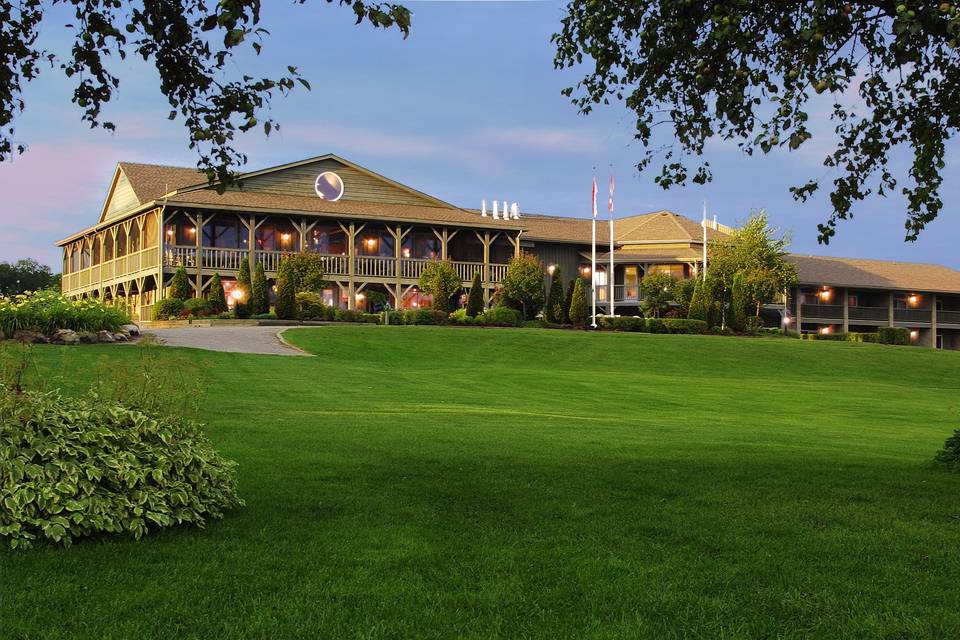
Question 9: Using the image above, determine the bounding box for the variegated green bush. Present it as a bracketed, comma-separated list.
[0, 384, 243, 549]
[0, 290, 130, 337]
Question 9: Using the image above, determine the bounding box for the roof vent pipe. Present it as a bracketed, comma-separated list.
[502, 201, 509, 223]
[481, 200, 488, 217]
[492, 200, 500, 220]
[511, 202, 520, 219]
[713, 215, 718, 230]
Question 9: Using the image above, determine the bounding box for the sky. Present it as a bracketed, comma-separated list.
[1, 1, 958, 270]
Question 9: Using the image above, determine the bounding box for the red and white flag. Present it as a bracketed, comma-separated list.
[591, 176, 598, 218]
[608, 174, 614, 213]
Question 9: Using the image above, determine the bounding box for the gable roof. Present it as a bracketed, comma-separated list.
[789, 254, 960, 294]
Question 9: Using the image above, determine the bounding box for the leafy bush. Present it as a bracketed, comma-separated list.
[0, 384, 243, 549]
[501, 253, 545, 319]
[465, 272, 484, 317]
[251, 313, 277, 320]
[0, 291, 131, 335]
[183, 298, 212, 317]
[418, 261, 461, 313]
[661, 318, 709, 334]
[383, 310, 405, 325]
[934, 429, 960, 472]
[646, 317, 666, 333]
[482, 307, 522, 327]
[206, 273, 227, 314]
[251, 262, 269, 316]
[671, 278, 697, 318]
[802, 331, 881, 343]
[153, 298, 184, 321]
[295, 291, 325, 320]
[169, 266, 193, 301]
[878, 327, 910, 345]
[449, 308, 480, 326]
[640, 272, 674, 318]
[404, 309, 446, 325]
[744, 316, 765, 335]
[598, 316, 646, 332]
[730, 271, 748, 332]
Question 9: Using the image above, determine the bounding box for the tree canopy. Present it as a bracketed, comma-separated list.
[0, 259, 57, 295]
[0, 1, 410, 186]
[553, 1, 960, 242]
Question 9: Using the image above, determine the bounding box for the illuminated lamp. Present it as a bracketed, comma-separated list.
[819, 326, 831, 335]
[356, 292, 365, 301]
[547, 264, 556, 276]
[187, 226, 196, 235]
[230, 289, 245, 302]
[908, 294, 919, 307]
[402, 247, 411, 258]
[910, 330, 919, 341]
[819, 288, 832, 302]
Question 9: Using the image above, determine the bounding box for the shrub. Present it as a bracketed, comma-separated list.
[251, 262, 269, 316]
[276, 252, 327, 293]
[361, 313, 381, 324]
[545, 268, 565, 324]
[383, 310, 405, 325]
[295, 291, 325, 320]
[744, 315, 764, 335]
[569, 278, 589, 327]
[234, 259, 252, 319]
[501, 253, 545, 319]
[465, 272, 484, 317]
[660, 318, 709, 334]
[404, 309, 446, 325]
[449, 308, 479, 326]
[671, 278, 697, 318]
[418, 261, 461, 313]
[688, 277, 709, 323]
[491, 286, 517, 310]
[730, 271, 748, 332]
[482, 306, 522, 327]
[251, 313, 277, 320]
[640, 272, 674, 318]
[183, 298, 212, 317]
[934, 429, 960, 472]
[0, 291, 131, 334]
[878, 327, 910, 345]
[599, 316, 646, 332]
[563, 279, 575, 324]
[207, 273, 227, 313]
[646, 317, 666, 333]
[0, 384, 243, 549]
[323, 305, 338, 321]
[169, 266, 193, 301]
[153, 298, 184, 320]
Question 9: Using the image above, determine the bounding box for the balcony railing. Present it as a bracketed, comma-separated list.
[63, 247, 157, 294]
[612, 285, 640, 303]
[204, 248, 247, 272]
[317, 254, 349, 277]
[849, 306, 889, 322]
[939, 310, 960, 325]
[894, 308, 932, 323]
[801, 304, 843, 319]
[452, 261, 485, 282]
[356, 256, 396, 278]
[489, 264, 508, 283]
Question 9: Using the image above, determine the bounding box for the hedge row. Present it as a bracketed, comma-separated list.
[598, 316, 709, 335]
[800, 327, 912, 345]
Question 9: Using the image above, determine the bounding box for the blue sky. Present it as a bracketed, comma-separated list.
[1, 1, 957, 270]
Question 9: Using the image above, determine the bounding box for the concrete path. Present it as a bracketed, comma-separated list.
[145, 326, 311, 356]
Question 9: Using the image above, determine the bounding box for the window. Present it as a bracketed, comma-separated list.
[308, 226, 347, 254]
[404, 232, 441, 260]
[647, 263, 686, 278]
[623, 266, 639, 299]
[204, 219, 243, 248]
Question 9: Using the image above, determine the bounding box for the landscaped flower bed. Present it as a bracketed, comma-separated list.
[0, 290, 133, 344]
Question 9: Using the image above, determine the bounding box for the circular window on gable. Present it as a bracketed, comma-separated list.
[315, 171, 344, 201]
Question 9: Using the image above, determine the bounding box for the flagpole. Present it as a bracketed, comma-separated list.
[701, 200, 708, 281]
[591, 175, 597, 328]
[608, 172, 615, 318]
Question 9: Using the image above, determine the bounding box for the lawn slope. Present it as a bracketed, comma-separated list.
[4, 326, 960, 639]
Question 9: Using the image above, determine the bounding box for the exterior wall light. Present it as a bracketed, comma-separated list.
[819, 288, 832, 302]
[819, 326, 831, 335]
[187, 227, 196, 235]
[356, 292, 365, 301]
[908, 294, 919, 307]
[547, 264, 556, 275]
[910, 330, 919, 341]
[230, 289, 244, 302]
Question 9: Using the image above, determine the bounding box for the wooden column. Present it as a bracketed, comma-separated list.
[795, 287, 803, 335]
[157, 209, 166, 302]
[841, 287, 849, 334]
[931, 293, 939, 348]
[888, 292, 895, 327]
[194, 213, 204, 296]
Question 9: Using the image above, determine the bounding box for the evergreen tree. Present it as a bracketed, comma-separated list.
[274, 260, 297, 320]
[234, 259, 252, 319]
[563, 278, 576, 324]
[545, 268, 564, 324]
[207, 273, 227, 313]
[688, 278, 707, 323]
[465, 272, 484, 317]
[569, 277, 589, 327]
[252, 261, 269, 315]
[730, 271, 749, 332]
[169, 266, 192, 300]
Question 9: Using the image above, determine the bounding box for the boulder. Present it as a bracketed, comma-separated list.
[12, 330, 49, 344]
[121, 324, 141, 336]
[112, 333, 128, 342]
[97, 330, 116, 343]
[77, 331, 98, 344]
[51, 329, 80, 345]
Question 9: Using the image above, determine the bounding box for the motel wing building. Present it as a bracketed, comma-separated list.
[57, 154, 960, 349]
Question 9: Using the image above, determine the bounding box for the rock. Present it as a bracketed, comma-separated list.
[112, 333, 128, 342]
[77, 331, 98, 344]
[121, 324, 141, 336]
[12, 330, 48, 344]
[51, 329, 80, 345]
[97, 330, 116, 343]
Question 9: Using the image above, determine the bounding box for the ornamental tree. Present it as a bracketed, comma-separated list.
[545, 268, 565, 324]
[418, 260, 461, 313]
[465, 271, 484, 317]
[501, 253, 545, 320]
[251, 262, 269, 315]
[730, 271, 749, 332]
[553, 1, 960, 241]
[169, 266, 192, 300]
[708, 211, 798, 316]
[640, 272, 674, 318]
[0, 1, 410, 187]
[207, 273, 227, 313]
[670, 277, 697, 318]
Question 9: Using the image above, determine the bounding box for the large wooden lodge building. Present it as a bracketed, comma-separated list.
[57, 153, 960, 349]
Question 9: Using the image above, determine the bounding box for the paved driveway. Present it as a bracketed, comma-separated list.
[145, 326, 311, 356]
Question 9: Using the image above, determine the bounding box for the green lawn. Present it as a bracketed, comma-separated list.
[5, 326, 960, 639]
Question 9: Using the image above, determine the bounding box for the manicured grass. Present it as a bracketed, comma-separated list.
[4, 326, 960, 639]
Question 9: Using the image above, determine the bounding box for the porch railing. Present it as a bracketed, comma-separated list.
[62, 247, 157, 295]
[453, 261, 485, 282]
[255, 250, 286, 273]
[938, 310, 960, 325]
[356, 256, 396, 278]
[399, 258, 429, 280]
[801, 304, 843, 319]
[489, 264, 508, 283]
[204, 248, 247, 272]
[164, 245, 197, 268]
[317, 254, 349, 277]
[848, 306, 889, 322]
[894, 308, 932, 323]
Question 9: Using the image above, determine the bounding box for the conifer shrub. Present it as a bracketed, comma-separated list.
[295, 291, 325, 320]
[251, 262, 269, 316]
[545, 268, 565, 324]
[563, 279, 575, 324]
[730, 271, 748, 332]
[169, 267, 193, 301]
[234, 260, 252, 319]
[482, 307, 523, 327]
[206, 273, 227, 313]
[465, 272, 484, 317]
[274, 262, 297, 320]
[153, 298, 184, 320]
[569, 278, 589, 327]
[934, 429, 960, 472]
